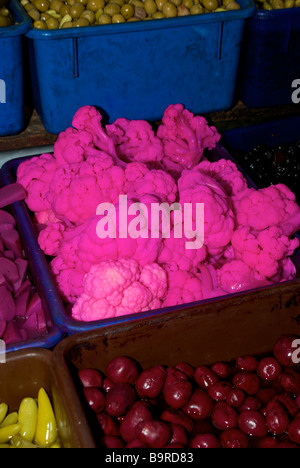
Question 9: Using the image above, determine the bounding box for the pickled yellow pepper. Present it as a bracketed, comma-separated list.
[18, 398, 38, 442]
[34, 388, 57, 447]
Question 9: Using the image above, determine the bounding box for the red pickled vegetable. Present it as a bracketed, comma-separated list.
[288, 418, 300, 445]
[194, 365, 219, 389]
[100, 435, 124, 448]
[233, 371, 260, 395]
[235, 355, 258, 372]
[105, 383, 136, 417]
[160, 409, 194, 433]
[169, 423, 188, 446]
[278, 369, 300, 395]
[135, 366, 166, 399]
[273, 334, 299, 368]
[211, 362, 231, 379]
[163, 379, 193, 410]
[106, 356, 139, 384]
[226, 388, 245, 408]
[211, 402, 238, 431]
[189, 433, 220, 448]
[83, 387, 106, 413]
[78, 368, 103, 388]
[119, 401, 152, 443]
[239, 396, 261, 412]
[265, 405, 289, 435]
[137, 420, 171, 448]
[208, 381, 232, 402]
[175, 362, 194, 379]
[219, 428, 249, 448]
[183, 389, 213, 420]
[0, 284, 15, 321]
[238, 410, 268, 438]
[97, 413, 120, 437]
[257, 357, 282, 381]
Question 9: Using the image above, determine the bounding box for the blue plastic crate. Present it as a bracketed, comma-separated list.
[238, 6, 300, 108]
[24, 0, 256, 134]
[0, 0, 31, 136]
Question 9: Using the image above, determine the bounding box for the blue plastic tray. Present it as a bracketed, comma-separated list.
[24, 0, 256, 134]
[238, 6, 300, 108]
[0, 171, 65, 352]
[0, 0, 31, 137]
[1, 146, 300, 337]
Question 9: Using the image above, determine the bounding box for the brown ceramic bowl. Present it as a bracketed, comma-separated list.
[0, 348, 96, 448]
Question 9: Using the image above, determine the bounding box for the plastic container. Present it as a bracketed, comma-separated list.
[238, 6, 300, 108]
[221, 114, 300, 153]
[0, 171, 65, 353]
[52, 295, 300, 447]
[0, 348, 96, 448]
[0, 0, 31, 136]
[24, 0, 256, 135]
[1, 144, 300, 338]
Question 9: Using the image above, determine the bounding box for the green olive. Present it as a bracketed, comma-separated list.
[285, 0, 294, 6]
[80, 9, 95, 22]
[162, 1, 177, 15]
[152, 10, 164, 16]
[127, 15, 140, 19]
[61, 20, 73, 26]
[182, 0, 193, 8]
[169, 0, 181, 5]
[49, 0, 63, 12]
[144, 0, 157, 14]
[73, 17, 90, 25]
[95, 7, 104, 20]
[69, 2, 86, 18]
[129, 0, 144, 6]
[177, 4, 191, 13]
[104, 2, 121, 15]
[28, 7, 41, 21]
[272, 0, 284, 7]
[155, 0, 168, 10]
[98, 12, 112, 22]
[60, 4, 70, 15]
[121, 3, 135, 17]
[77, 0, 88, 4]
[46, 16, 60, 27]
[190, 4, 204, 12]
[34, 0, 50, 11]
[111, 0, 125, 6]
[202, 0, 219, 10]
[0, 15, 12, 27]
[87, 0, 105, 10]
[66, 0, 76, 6]
[226, 1, 240, 8]
[295, 0, 300, 6]
[33, 19, 48, 27]
[112, 12, 126, 20]
[40, 11, 51, 20]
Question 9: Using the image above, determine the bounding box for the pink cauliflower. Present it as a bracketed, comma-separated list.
[50, 256, 85, 304]
[72, 259, 167, 322]
[158, 230, 207, 272]
[16, 153, 57, 213]
[233, 184, 300, 233]
[45, 155, 127, 225]
[53, 127, 97, 167]
[163, 269, 203, 307]
[194, 158, 248, 197]
[106, 117, 164, 164]
[178, 170, 236, 257]
[125, 162, 178, 204]
[71, 105, 119, 160]
[157, 104, 221, 175]
[231, 225, 299, 279]
[216, 259, 272, 294]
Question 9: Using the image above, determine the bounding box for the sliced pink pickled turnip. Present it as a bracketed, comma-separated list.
[1, 229, 22, 259]
[0, 257, 20, 286]
[0, 183, 26, 209]
[0, 285, 15, 321]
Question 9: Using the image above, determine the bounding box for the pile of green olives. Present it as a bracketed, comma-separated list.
[0, 7, 14, 26]
[256, 0, 300, 8]
[20, 0, 240, 30]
